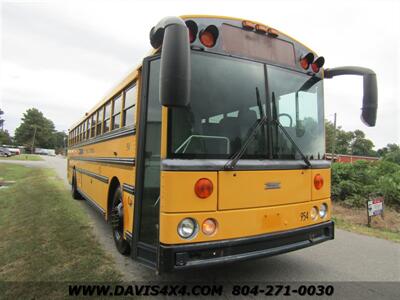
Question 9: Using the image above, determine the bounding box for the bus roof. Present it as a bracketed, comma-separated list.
[69, 15, 317, 131]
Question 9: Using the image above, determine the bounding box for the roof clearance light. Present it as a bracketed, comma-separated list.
[311, 56, 325, 73]
[267, 28, 279, 37]
[199, 25, 219, 48]
[255, 24, 268, 33]
[242, 20, 256, 30]
[194, 178, 213, 198]
[185, 20, 198, 43]
[300, 52, 314, 70]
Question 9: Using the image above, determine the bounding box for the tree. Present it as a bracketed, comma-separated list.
[14, 108, 56, 149]
[350, 129, 375, 156]
[377, 143, 400, 157]
[0, 129, 12, 145]
[335, 128, 353, 154]
[383, 150, 400, 165]
[325, 120, 335, 152]
[0, 109, 4, 130]
[377, 143, 400, 164]
[53, 131, 68, 149]
[325, 120, 375, 156]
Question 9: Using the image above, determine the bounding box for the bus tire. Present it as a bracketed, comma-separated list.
[71, 172, 82, 200]
[111, 188, 130, 255]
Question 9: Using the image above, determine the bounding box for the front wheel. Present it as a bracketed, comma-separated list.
[111, 188, 130, 255]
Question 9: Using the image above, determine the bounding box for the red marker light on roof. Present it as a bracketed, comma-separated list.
[311, 56, 325, 73]
[185, 20, 198, 43]
[300, 53, 314, 70]
[199, 25, 219, 48]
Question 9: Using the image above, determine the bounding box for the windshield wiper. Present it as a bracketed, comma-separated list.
[224, 88, 267, 171]
[271, 92, 311, 168]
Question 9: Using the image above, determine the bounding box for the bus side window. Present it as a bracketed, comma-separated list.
[103, 102, 111, 133]
[82, 122, 86, 141]
[86, 119, 90, 139]
[90, 114, 96, 138]
[96, 108, 103, 136]
[209, 114, 224, 123]
[123, 83, 137, 127]
[112, 95, 122, 130]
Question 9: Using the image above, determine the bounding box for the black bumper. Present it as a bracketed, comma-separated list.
[159, 221, 334, 272]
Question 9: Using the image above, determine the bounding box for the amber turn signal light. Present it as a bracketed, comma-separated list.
[202, 218, 217, 236]
[194, 178, 213, 198]
[314, 174, 324, 190]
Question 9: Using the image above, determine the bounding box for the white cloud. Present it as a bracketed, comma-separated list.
[1, 0, 399, 148]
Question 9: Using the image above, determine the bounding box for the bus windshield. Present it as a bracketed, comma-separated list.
[168, 52, 325, 160]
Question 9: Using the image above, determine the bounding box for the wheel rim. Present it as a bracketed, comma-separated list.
[111, 194, 124, 241]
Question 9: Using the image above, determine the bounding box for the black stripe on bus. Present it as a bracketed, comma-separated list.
[76, 167, 109, 184]
[77, 187, 106, 216]
[69, 125, 135, 148]
[71, 157, 135, 166]
[122, 183, 135, 195]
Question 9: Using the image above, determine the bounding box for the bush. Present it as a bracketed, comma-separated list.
[331, 160, 400, 209]
[383, 149, 400, 165]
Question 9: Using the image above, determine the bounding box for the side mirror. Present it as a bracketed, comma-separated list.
[149, 17, 191, 107]
[324, 66, 377, 127]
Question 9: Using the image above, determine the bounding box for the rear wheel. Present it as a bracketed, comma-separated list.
[111, 188, 130, 255]
[71, 171, 82, 200]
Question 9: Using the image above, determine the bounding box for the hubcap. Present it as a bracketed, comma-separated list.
[111, 196, 124, 241]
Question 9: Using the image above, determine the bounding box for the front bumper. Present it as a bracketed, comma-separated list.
[159, 221, 334, 272]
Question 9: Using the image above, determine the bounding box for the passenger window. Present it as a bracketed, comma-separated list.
[90, 114, 96, 138]
[123, 84, 137, 127]
[82, 123, 86, 141]
[209, 114, 224, 123]
[112, 95, 122, 130]
[227, 111, 239, 118]
[86, 119, 90, 139]
[96, 108, 103, 135]
[103, 102, 111, 133]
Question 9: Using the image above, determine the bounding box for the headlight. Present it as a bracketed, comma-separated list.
[319, 203, 328, 218]
[310, 206, 319, 220]
[177, 218, 198, 239]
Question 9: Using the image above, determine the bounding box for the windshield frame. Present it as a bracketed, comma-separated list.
[166, 50, 325, 160]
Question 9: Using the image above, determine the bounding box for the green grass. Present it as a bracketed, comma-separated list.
[0, 164, 122, 298]
[0, 154, 43, 161]
[332, 215, 400, 243]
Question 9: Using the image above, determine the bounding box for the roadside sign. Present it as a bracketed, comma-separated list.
[367, 197, 384, 217]
[367, 196, 384, 227]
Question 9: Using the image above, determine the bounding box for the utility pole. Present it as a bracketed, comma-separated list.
[331, 113, 337, 162]
[31, 125, 37, 154]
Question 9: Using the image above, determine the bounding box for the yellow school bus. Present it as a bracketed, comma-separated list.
[67, 15, 377, 272]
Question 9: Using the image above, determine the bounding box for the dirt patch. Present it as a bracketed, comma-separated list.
[333, 202, 400, 233]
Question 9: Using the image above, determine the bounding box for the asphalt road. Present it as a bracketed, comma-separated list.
[3, 156, 399, 298]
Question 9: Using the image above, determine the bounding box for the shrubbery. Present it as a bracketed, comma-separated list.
[331, 160, 400, 209]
